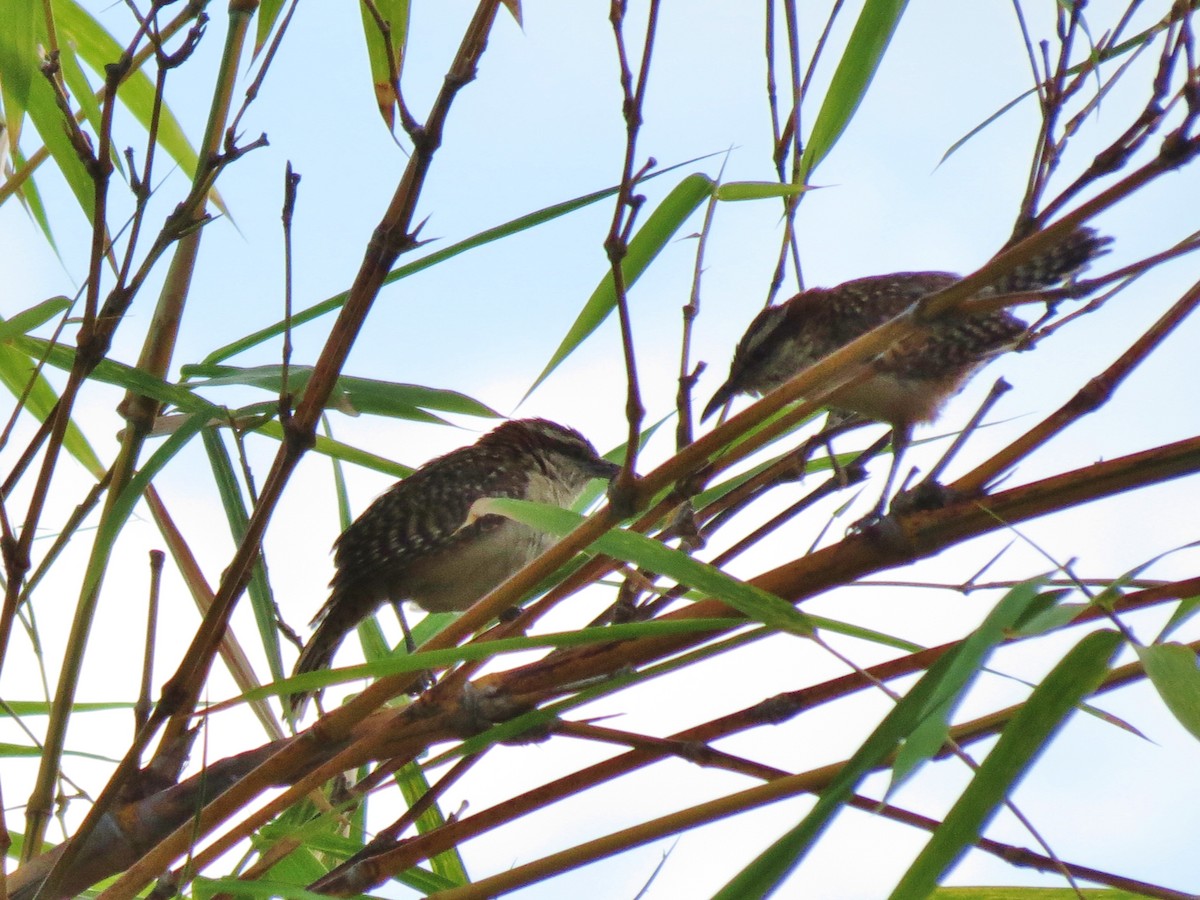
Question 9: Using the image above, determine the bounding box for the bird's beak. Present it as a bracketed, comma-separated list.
[701, 380, 734, 423]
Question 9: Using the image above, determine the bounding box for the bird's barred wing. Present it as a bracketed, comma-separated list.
[331, 448, 533, 589]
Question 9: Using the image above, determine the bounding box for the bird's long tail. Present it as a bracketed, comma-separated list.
[991, 226, 1111, 295]
[287, 591, 366, 715]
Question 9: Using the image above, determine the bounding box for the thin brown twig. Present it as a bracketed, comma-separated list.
[606, 0, 663, 500]
[952, 271, 1200, 497]
[280, 163, 301, 424]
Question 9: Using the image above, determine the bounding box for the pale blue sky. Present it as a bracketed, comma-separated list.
[2, 2, 1198, 897]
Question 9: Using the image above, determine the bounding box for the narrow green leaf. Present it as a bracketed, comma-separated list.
[479, 498, 813, 634]
[525, 173, 715, 397]
[105, 416, 209, 543]
[269, 619, 732, 701]
[939, 17, 1169, 167]
[181, 363, 502, 420]
[712, 647, 966, 898]
[1162, 592, 1200, 642]
[1008, 596, 1086, 638]
[1138, 642, 1200, 742]
[55, 39, 115, 171]
[890, 580, 1052, 792]
[15, 334, 220, 416]
[0, 0, 38, 150]
[13, 46, 96, 218]
[0, 342, 103, 476]
[0, 700, 131, 716]
[0, 296, 71, 341]
[202, 158, 716, 364]
[358, 0, 410, 130]
[714, 181, 811, 201]
[8, 146, 58, 249]
[201, 428, 286, 682]
[201, 187, 620, 366]
[798, 0, 910, 184]
[0, 742, 119, 763]
[890, 630, 1123, 899]
[57, 0, 201, 180]
[253, 418, 413, 479]
[394, 760, 469, 885]
[254, 0, 288, 57]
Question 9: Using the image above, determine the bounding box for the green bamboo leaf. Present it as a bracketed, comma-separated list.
[201, 428, 286, 682]
[891, 579, 1050, 794]
[56, 39, 108, 169]
[104, 416, 209, 545]
[201, 189, 621, 365]
[254, 0, 288, 58]
[0, 700, 130, 716]
[323, 414, 355, 530]
[478, 498, 813, 634]
[271, 619, 732, 700]
[56, 0, 201, 181]
[712, 647, 966, 898]
[526, 173, 714, 397]
[0, 342, 103, 477]
[395, 760, 470, 885]
[0, 0, 38, 151]
[8, 146, 58, 249]
[254, 418, 413, 479]
[3, 34, 96, 219]
[714, 181, 811, 201]
[797, 0, 910, 185]
[15, 334, 219, 416]
[0, 742, 119, 763]
[1137, 642, 1200, 742]
[0, 296, 71, 341]
[358, 0, 410, 130]
[1008, 594, 1086, 638]
[891, 630, 1123, 899]
[201, 157, 717, 365]
[182, 363, 502, 421]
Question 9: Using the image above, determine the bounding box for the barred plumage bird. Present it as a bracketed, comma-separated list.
[703, 227, 1111, 512]
[291, 418, 618, 707]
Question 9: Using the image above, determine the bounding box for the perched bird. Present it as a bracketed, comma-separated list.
[291, 418, 619, 705]
[702, 227, 1111, 511]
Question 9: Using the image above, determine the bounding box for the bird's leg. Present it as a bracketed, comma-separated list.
[818, 409, 869, 487]
[912, 377, 1012, 508]
[871, 423, 914, 521]
[392, 600, 417, 654]
[891, 378, 1013, 516]
[391, 600, 436, 693]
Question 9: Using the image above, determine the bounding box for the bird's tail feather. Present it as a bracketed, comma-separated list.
[287, 593, 362, 715]
[991, 226, 1111, 295]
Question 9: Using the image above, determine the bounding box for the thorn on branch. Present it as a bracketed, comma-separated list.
[125, 147, 148, 200]
[220, 131, 270, 163]
[155, 13, 208, 69]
